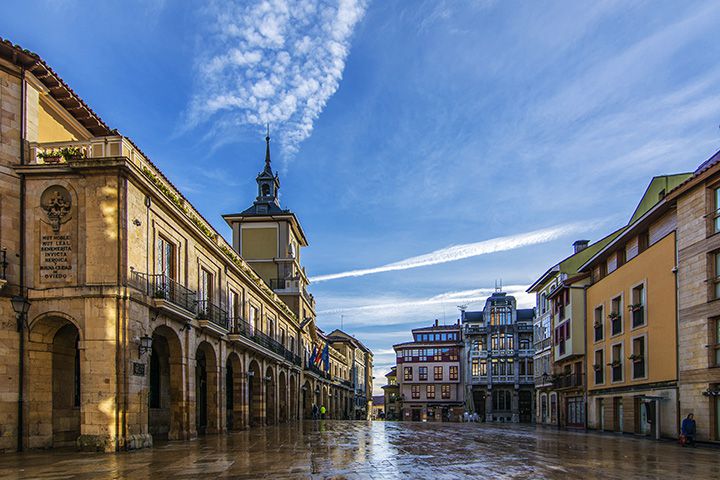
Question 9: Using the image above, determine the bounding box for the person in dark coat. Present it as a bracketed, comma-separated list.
[681, 413, 697, 447]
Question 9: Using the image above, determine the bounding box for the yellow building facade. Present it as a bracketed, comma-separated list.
[583, 202, 681, 439]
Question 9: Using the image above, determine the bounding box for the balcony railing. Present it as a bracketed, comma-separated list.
[305, 362, 331, 379]
[131, 271, 197, 313]
[553, 373, 584, 389]
[270, 278, 288, 290]
[229, 316, 300, 364]
[196, 299, 229, 330]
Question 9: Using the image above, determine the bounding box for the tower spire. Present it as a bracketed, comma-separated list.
[264, 124, 271, 172]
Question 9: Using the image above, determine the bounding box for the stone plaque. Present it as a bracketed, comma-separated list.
[132, 362, 146, 376]
[39, 185, 76, 284]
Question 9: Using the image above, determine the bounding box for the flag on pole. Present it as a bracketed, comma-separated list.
[322, 343, 330, 372]
[310, 346, 317, 366]
[313, 344, 322, 366]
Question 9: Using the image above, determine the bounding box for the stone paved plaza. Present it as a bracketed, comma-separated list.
[0, 421, 718, 479]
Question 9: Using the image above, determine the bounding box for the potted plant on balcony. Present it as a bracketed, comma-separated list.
[153, 288, 167, 300]
[592, 363, 602, 371]
[608, 312, 621, 320]
[38, 149, 63, 164]
[60, 146, 85, 161]
[593, 320, 603, 329]
[628, 353, 643, 362]
[628, 303, 643, 312]
[607, 360, 621, 367]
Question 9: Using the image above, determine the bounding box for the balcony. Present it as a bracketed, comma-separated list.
[553, 373, 584, 389]
[465, 325, 487, 335]
[130, 271, 196, 318]
[516, 324, 533, 333]
[229, 317, 301, 365]
[305, 362, 331, 380]
[196, 299, 229, 334]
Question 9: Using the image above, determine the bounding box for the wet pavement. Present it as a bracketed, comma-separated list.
[0, 421, 718, 479]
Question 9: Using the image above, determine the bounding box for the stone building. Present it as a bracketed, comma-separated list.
[463, 292, 535, 423]
[666, 151, 720, 443]
[583, 174, 690, 440]
[527, 235, 620, 428]
[382, 366, 399, 420]
[394, 321, 464, 422]
[326, 329, 373, 420]
[0, 38, 364, 452]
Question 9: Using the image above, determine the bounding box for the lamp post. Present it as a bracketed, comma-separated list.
[11, 294, 31, 452]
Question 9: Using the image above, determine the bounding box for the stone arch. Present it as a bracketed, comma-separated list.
[289, 374, 298, 421]
[226, 352, 244, 430]
[248, 359, 263, 427]
[265, 365, 276, 425]
[278, 370, 288, 423]
[195, 341, 218, 434]
[149, 324, 185, 441]
[27, 313, 82, 448]
[302, 379, 313, 419]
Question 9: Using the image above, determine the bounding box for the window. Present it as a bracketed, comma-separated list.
[713, 319, 720, 367]
[631, 337, 646, 379]
[411, 385, 420, 399]
[199, 268, 212, 302]
[631, 284, 645, 327]
[610, 296, 623, 335]
[404, 367, 412, 381]
[594, 306, 604, 342]
[594, 350, 604, 385]
[471, 359, 480, 376]
[419, 366, 428, 381]
[426, 385, 435, 399]
[638, 230, 650, 253]
[617, 248, 626, 268]
[156, 236, 175, 279]
[249, 306, 259, 334]
[492, 390, 511, 410]
[712, 187, 720, 234]
[441, 384, 451, 399]
[449, 366, 458, 380]
[434, 366, 443, 381]
[713, 252, 720, 301]
[611, 344, 623, 382]
[480, 360, 487, 376]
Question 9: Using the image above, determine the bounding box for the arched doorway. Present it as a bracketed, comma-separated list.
[265, 366, 276, 425]
[302, 380, 312, 419]
[27, 315, 82, 448]
[195, 341, 218, 434]
[278, 371, 287, 423]
[289, 374, 297, 421]
[248, 360, 262, 427]
[149, 325, 184, 441]
[226, 353, 243, 430]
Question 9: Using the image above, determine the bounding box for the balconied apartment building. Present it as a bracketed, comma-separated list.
[393, 321, 464, 422]
[382, 367, 400, 420]
[666, 151, 720, 443]
[327, 329, 374, 420]
[463, 292, 535, 423]
[528, 235, 621, 428]
[583, 174, 691, 440]
[0, 38, 365, 452]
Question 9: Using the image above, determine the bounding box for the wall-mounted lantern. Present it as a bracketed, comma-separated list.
[138, 335, 153, 356]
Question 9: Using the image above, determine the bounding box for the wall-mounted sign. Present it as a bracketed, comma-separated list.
[39, 185, 76, 284]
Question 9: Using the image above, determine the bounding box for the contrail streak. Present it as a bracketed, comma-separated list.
[310, 221, 602, 283]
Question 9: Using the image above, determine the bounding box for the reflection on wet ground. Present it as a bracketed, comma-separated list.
[0, 421, 718, 479]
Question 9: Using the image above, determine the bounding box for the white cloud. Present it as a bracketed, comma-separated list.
[185, 0, 369, 158]
[310, 220, 604, 282]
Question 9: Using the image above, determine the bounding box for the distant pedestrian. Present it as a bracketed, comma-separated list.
[681, 413, 697, 447]
[463, 412, 469, 422]
[472, 412, 479, 423]
[312, 404, 319, 420]
[320, 405, 326, 419]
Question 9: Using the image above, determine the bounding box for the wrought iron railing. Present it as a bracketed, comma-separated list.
[270, 278, 287, 290]
[196, 299, 229, 330]
[229, 317, 300, 364]
[553, 373, 584, 389]
[131, 271, 197, 313]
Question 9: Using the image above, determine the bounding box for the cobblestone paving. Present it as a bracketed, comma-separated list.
[1, 421, 718, 479]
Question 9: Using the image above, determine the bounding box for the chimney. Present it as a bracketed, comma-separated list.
[434, 319, 439, 327]
[573, 240, 589, 254]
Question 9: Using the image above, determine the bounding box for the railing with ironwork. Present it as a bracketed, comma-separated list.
[305, 362, 331, 379]
[196, 299, 229, 330]
[229, 316, 300, 364]
[130, 270, 197, 313]
[553, 372, 584, 389]
[270, 278, 288, 290]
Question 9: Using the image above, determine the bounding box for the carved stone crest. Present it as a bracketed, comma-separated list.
[40, 185, 72, 233]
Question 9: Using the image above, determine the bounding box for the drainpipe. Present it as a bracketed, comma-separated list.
[17, 67, 27, 453]
[673, 231, 680, 439]
[583, 285, 588, 432]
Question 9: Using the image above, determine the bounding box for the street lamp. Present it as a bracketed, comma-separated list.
[11, 295, 31, 331]
[138, 335, 153, 356]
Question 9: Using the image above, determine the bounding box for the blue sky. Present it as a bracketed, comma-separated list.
[6, 0, 720, 391]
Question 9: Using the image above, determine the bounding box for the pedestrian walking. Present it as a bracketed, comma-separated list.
[680, 413, 697, 447]
[320, 405, 326, 419]
[312, 404, 319, 420]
